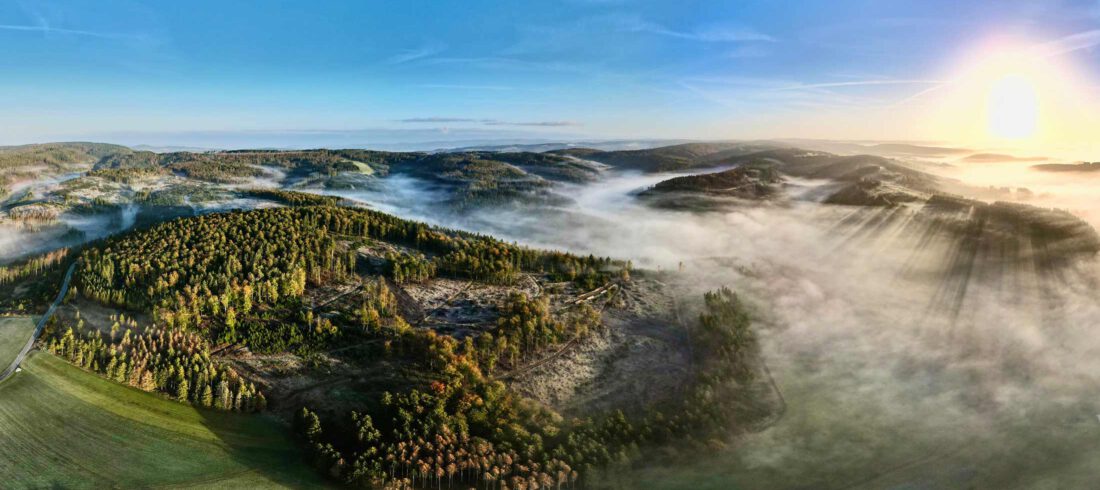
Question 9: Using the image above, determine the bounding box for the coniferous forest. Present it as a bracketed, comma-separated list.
[22, 200, 763, 489]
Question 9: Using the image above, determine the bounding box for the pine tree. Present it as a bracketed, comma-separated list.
[216, 380, 231, 410]
[176, 378, 190, 402]
[201, 385, 213, 407]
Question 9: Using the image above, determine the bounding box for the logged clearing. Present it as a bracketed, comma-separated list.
[0, 352, 324, 489]
[0, 316, 36, 370]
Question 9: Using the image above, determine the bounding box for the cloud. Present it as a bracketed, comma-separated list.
[386, 44, 445, 64]
[772, 79, 947, 91]
[419, 84, 516, 91]
[421, 56, 594, 74]
[615, 16, 775, 43]
[398, 117, 485, 123]
[398, 118, 580, 127]
[484, 120, 580, 127]
[890, 29, 1100, 108]
[0, 23, 139, 40]
[1031, 29, 1100, 58]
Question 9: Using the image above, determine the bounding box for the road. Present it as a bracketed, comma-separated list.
[0, 262, 77, 384]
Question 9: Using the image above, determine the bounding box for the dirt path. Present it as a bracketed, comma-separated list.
[0, 261, 77, 383]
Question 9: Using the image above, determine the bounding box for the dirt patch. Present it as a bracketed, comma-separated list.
[509, 278, 693, 417]
[400, 274, 540, 337]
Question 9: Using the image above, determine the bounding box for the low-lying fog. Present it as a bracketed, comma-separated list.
[320, 162, 1100, 488]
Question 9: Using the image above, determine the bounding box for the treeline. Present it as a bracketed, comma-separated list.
[45, 314, 266, 411]
[242, 189, 342, 207]
[294, 287, 757, 489]
[6, 204, 60, 221]
[0, 248, 73, 312]
[88, 166, 164, 183]
[168, 158, 267, 183]
[0, 248, 70, 285]
[96, 148, 422, 183]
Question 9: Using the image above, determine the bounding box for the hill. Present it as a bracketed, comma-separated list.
[636, 163, 784, 210]
[551, 142, 774, 173]
[0, 351, 322, 488]
[639, 148, 941, 208]
[1032, 162, 1100, 173]
[961, 153, 1047, 163]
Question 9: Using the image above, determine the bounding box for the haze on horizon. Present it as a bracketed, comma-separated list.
[2, 0, 1100, 153]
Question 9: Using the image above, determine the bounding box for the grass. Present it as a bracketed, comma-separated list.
[0, 316, 36, 370]
[346, 160, 374, 175]
[0, 351, 326, 489]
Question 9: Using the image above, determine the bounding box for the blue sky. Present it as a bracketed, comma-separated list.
[1, 0, 1099, 147]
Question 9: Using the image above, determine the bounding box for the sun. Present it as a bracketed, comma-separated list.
[986, 73, 1038, 140]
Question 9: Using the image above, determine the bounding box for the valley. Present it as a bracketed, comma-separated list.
[1, 140, 1099, 489]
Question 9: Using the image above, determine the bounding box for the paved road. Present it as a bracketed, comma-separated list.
[0, 262, 77, 384]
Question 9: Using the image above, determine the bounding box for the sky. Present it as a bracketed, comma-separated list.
[1, 0, 1100, 149]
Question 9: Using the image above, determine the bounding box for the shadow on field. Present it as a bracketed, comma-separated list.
[193, 406, 327, 489]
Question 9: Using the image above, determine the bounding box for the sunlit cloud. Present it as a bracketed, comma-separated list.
[1030, 29, 1100, 58]
[772, 79, 947, 91]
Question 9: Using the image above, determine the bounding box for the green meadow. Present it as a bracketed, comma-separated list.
[0, 351, 324, 489]
[0, 316, 36, 372]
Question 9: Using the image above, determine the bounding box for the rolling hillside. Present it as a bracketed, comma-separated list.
[0, 352, 322, 489]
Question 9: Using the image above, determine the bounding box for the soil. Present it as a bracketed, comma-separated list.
[509, 277, 694, 417]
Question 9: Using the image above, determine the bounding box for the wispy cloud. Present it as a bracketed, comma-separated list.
[484, 120, 580, 127]
[419, 84, 517, 91]
[890, 29, 1100, 108]
[386, 44, 445, 64]
[0, 23, 139, 40]
[1031, 29, 1100, 58]
[419, 56, 595, 74]
[398, 117, 486, 123]
[676, 74, 911, 114]
[615, 16, 775, 43]
[398, 117, 580, 127]
[773, 79, 947, 91]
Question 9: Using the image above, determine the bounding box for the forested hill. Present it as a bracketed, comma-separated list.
[60, 199, 763, 489]
[0, 142, 130, 171]
[550, 142, 781, 173]
[0, 141, 773, 181]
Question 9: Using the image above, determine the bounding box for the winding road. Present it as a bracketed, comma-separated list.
[0, 262, 77, 384]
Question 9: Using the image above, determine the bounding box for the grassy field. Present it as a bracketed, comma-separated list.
[0, 316, 36, 371]
[0, 351, 325, 489]
[347, 160, 374, 175]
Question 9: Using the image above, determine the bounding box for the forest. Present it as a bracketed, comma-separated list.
[43, 313, 266, 411]
[293, 286, 756, 489]
[73, 205, 618, 352]
[2, 189, 764, 489]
